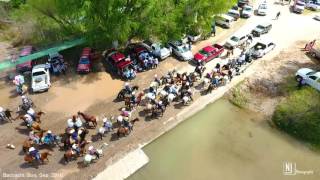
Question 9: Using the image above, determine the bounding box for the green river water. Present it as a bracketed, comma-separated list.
[128, 99, 320, 180]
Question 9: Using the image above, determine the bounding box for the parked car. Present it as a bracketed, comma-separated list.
[241, 5, 253, 18]
[142, 41, 171, 60]
[16, 46, 35, 73]
[127, 43, 158, 70]
[105, 49, 136, 79]
[257, 3, 268, 16]
[227, 9, 240, 21]
[193, 44, 224, 64]
[224, 33, 249, 49]
[232, 5, 239, 10]
[215, 14, 234, 28]
[249, 39, 276, 58]
[251, 22, 272, 37]
[293, 0, 306, 13]
[306, 1, 320, 11]
[77, 47, 92, 73]
[31, 64, 51, 92]
[187, 33, 202, 43]
[238, 0, 249, 8]
[168, 41, 194, 61]
[295, 68, 320, 91]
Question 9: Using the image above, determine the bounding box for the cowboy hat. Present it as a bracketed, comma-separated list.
[29, 147, 35, 152]
[47, 130, 52, 134]
[88, 146, 94, 151]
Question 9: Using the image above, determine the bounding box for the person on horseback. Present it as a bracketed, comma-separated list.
[71, 144, 81, 156]
[88, 146, 100, 159]
[27, 108, 36, 121]
[102, 118, 113, 132]
[43, 130, 55, 145]
[70, 129, 79, 144]
[72, 115, 83, 131]
[28, 147, 40, 162]
[24, 113, 34, 127]
[29, 131, 40, 144]
[124, 82, 132, 94]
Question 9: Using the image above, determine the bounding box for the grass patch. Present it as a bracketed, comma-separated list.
[272, 84, 320, 147]
[229, 85, 249, 108]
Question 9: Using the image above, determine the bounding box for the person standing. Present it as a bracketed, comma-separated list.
[212, 23, 216, 37]
[275, 11, 281, 20]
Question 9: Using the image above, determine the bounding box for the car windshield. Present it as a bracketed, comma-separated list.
[199, 50, 209, 56]
[254, 43, 266, 50]
[33, 71, 45, 76]
[256, 25, 265, 29]
[178, 46, 189, 53]
[306, 71, 316, 75]
[259, 4, 267, 9]
[296, 2, 304, 6]
[230, 36, 239, 42]
[244, 7, 252, 11]
[80, 58, 90, 64]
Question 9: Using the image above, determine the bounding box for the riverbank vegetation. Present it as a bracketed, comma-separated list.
[0, 0, 236, 47]
[228, 84, 249, 108]
[272, 80, 320, 148]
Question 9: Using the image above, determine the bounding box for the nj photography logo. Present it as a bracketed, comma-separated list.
[283, 162, 314, 176]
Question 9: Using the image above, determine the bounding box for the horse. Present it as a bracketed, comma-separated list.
[24, 151, 51, 164]
[78, 112, 97, 128]
[22, 139, 34, 153]
[20, 116, 44, 131]
[64, 140, 90, 163]
[116, 127, 130, 138]
[35, 111, 46, 123]
[117, 86, 139, 101]
[78, 127, 89, 143]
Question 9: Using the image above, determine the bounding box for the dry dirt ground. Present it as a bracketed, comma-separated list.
[0, 1, 319, 179]
[228, 41, 320, 118]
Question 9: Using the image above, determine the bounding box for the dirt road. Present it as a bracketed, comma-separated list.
[0, 1, 319, 179]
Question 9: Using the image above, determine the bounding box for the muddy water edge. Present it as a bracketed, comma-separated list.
[127, 99, 320, 180]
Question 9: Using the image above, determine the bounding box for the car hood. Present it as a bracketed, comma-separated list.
[242, 10, 252, 15]
[296, 68, 314, 77]
[258, 8, 267, 12]
[225, 40, 238, 46]
[160, 48, 171, 56]
[32, 75, 48, 88]
[77, 64, 90, 70]
[194, 53, 205, 61]
[295, 5, 305, 10]
[181, 51, 194, 60]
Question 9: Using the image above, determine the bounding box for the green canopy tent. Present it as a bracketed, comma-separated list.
[0, 38, 85, 72]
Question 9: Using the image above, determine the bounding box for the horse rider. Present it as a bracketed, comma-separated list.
[0, 107, 6, 121]
[72, 115, 83, 131]
[27, 107, 36, 120]
[117, 115, 124, 126]
[88, 146, 100, 159]
[71, 143, 81, 156]
[29, 131, 41, 144]
[28, 147, 41, 162]
[21, 95, 33, 108]
[43, 130, 55, 145]
[24, 113, 34, 127]
[124, 82, 132, 94]
[69, 129, 79, 144]
[102, 118, 113, 132]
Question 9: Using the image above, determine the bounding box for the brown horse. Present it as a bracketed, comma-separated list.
[35, 111, 46, 123]
[117, 127, 130, 138]
[24, 151, 51, 164]
[78, 112, 97, 128]
[63, 140, 90, 163]
[22, 139, 34, 153]
[19, 116, 43, 131]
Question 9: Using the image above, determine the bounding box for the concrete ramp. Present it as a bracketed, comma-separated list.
[93, 148, 149, 180]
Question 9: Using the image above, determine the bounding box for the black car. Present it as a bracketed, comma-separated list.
[238, 0, 249, 8]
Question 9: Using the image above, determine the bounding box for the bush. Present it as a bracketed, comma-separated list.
[229, 87, 249, 108]
[272, 86, 320, 146]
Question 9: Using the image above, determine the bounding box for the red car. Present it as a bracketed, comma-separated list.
[77, 47, 92, 73]
[105, 49, 136, 79]
[16, 46, 35, 73]
[193, 44, 224, 64]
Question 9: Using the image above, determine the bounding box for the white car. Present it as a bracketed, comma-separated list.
[168, 41, 194, 61]
[257, 3, 268, 16]
[142, 41, 171, 60]
[306, 1, 320, 11]
[31, 64, 51, 92]
[241, 5, 254, 18]
[249, 39, 276, 58]
[224, 33, 248, 49]
[293, 1, 306, 13]
[295, 68, 320, 91]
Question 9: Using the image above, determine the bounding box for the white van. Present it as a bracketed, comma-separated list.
[215, 14, 234, 29]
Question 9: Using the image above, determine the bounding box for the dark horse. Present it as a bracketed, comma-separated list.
[116, 85, 139, 101]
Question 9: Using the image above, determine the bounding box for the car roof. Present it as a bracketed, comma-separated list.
[257, 38, 273, 44]
[203, 45, 216, 52]
[257, 22, 271, 27]
[313, 72, 320, 77]
[218, 14, 234, 20]
[32, 64, 46, 71]
[228, 9, 239, 14]
[110, 52, 126, 62]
